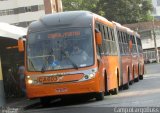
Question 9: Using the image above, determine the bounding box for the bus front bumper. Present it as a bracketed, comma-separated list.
[26, 79, 100, 99]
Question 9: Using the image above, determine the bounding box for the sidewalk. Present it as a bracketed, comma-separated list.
[1, 97, 39, 113]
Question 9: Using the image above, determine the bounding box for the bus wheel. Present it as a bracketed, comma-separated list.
[110, 87, 118, 95]
[135, 66, 140, 82]
[104, 73, 110, 96]
[139, 66, 144, 80]
[123, 82, 129, 90]
[129, 80, 133, 85]
[129, 74, 133, 85]
[139, 75, 143, 80]
[104, 90, 110, 96]
[40, 97, 51, 107]
[123, 70, 129, 90]
[134, 77, 139, 82]
[95, 92, 104, 101]
[110, 76, 119, 95]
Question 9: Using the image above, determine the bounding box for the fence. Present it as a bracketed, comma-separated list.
[143, 50, 160, 63]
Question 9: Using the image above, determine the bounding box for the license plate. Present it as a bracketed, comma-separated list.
[55, 88, 68, 93]
[38, 76, 58, 83]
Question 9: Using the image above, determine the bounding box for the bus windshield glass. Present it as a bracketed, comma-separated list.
[27, 28, 94, 71]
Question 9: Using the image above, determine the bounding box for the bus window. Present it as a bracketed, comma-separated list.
[103, 26, 107, 39]
[104, 26, 109, 40]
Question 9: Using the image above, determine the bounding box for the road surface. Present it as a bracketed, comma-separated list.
[2, 63, 160, 113]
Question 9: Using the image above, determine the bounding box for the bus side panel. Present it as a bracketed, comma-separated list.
[106, 56, 119, 90]
[97, 56, 106, 93]
[121, 55, 131, 85]
[132, 54, 139, 79]
[139, 53, 144, 75]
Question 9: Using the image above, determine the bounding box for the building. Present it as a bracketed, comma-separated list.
[152, 0, 160, 19]
[0, 0, 63, 28]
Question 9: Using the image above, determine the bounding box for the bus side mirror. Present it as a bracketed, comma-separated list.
[18, 38, 24, 52]
[129, 40, 132, 49]
[95, 32, 102, 45]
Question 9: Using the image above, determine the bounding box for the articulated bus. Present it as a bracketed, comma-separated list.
[18, 11, 144, 105]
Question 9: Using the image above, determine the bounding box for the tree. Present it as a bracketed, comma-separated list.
[62, 0, 98, 11]
[62, 0, 153, 24]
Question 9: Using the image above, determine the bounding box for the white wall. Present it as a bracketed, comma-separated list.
[0, 10, 45, 23]
[152, 0, 160, 16]
[0, 0, 45, 26]
[152, 0, 157, 6]
[0, 0, 44, 10]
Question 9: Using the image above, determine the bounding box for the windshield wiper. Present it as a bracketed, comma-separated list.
[61, 50, 79, 70]
[41, 48, 54, 73]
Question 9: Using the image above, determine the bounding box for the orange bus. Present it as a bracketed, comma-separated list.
[112, 24, 133, 90]
[135, 33, 144, 80]
[17, 11, 144, 105]
[113, 23, 144, 88]
[130, 31, 140, 83]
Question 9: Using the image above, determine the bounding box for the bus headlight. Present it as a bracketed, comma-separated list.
[80, 73, 96, 81]
[26, 76, 30, 79]
[28, 79, 33, 84]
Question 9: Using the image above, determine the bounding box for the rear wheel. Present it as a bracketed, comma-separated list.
[129, 80, 133, 85]
[123, 82, 129, 90]
[139, 65, 144, 80]
[129, 73, 133, 85]
[139, 75, 143, 80]
[134, 75, 139, 82]
[104, 73, 110, 96]
[135, 66, 140, 82]
[95, 92, 104, 101]
[110, 76, 119, 95]
[123, 69, 129, 90]
[40, 97, 51, 107]
[110, 87, 118, 95]
[129, 67, 134, 85]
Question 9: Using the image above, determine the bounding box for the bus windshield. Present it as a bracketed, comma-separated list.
[27, 28, 94, 71]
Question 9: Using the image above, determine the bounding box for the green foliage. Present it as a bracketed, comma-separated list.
[62, 0, 99, 11]
[62, 0, 153, 24]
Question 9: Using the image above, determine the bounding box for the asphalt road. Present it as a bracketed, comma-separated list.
[3, 63, 160, 113]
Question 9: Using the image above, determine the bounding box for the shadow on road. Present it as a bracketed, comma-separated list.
[23, 95, 96, 111]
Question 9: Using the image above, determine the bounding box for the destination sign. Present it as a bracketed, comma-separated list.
[48, 31, 80, 38]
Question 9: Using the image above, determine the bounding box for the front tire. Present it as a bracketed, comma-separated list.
[40, 97, 51, 106]
[95, 92, 104, 101]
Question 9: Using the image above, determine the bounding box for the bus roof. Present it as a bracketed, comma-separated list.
[135, 32, 140, 38]
[126, 28, 134, 35]
[94, 14, 114, 28]
[28, 10, 139, 37]
[112, 21, 128, 32]
[28, 11, 93, 33]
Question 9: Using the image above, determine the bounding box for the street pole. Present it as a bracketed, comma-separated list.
[0, 56, 5, 107]
[152, 17, 159, 63]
